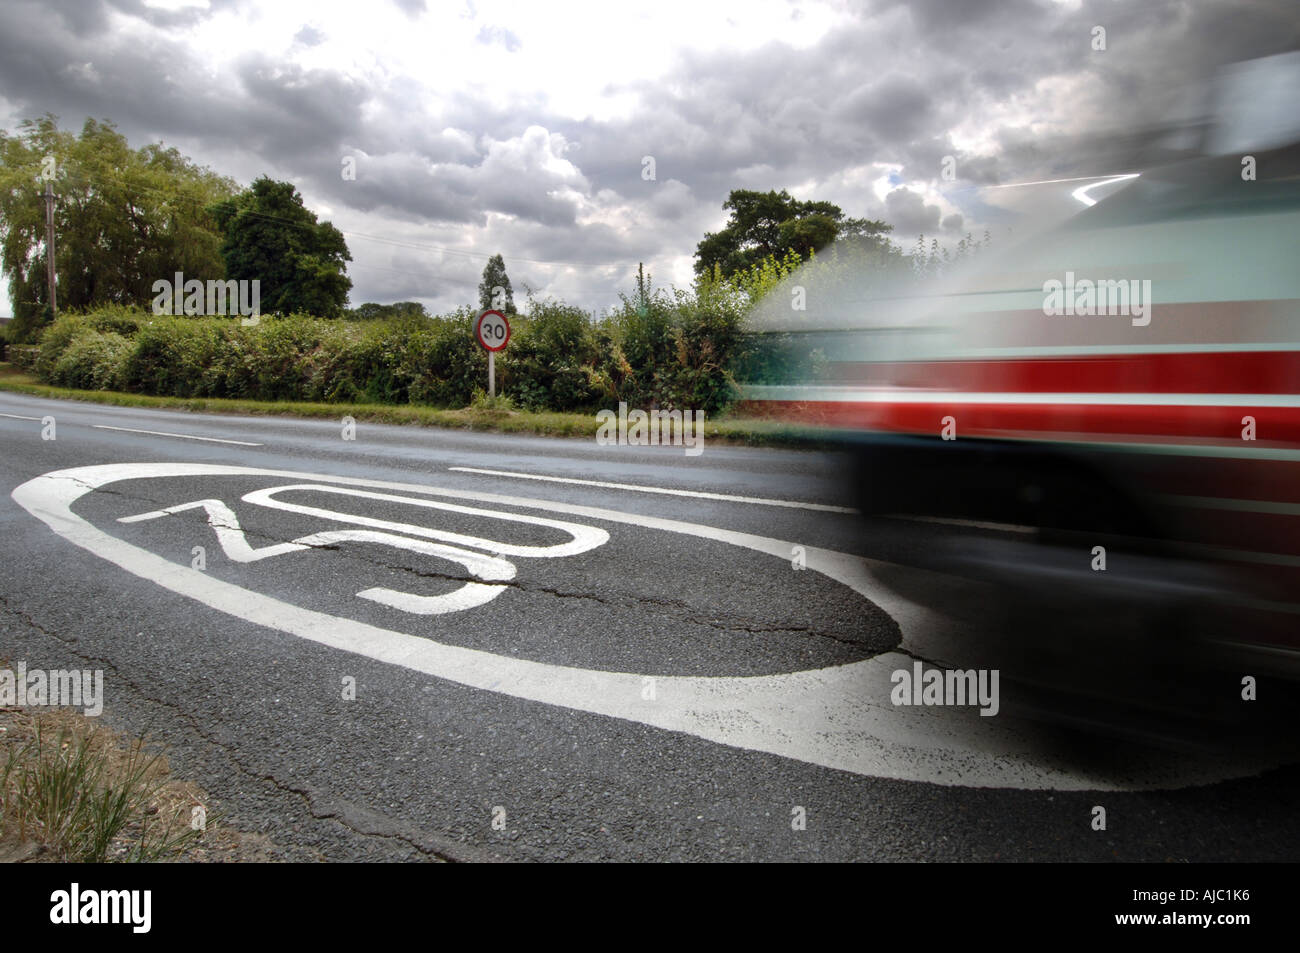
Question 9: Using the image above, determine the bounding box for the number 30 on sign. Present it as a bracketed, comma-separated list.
[476, 310, 510, 351]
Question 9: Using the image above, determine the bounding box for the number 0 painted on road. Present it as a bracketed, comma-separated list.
[476, 310, 510, 351]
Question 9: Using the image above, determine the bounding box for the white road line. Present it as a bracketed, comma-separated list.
[121, 498, 520, 616]
[92, 425, 262, 446]
[449, 466, 859, 514]
[14, 461, 1287, 792]
[242, 484, 608, 558]
[0, 412, 42, 421]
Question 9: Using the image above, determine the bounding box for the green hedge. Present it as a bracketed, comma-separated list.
[26, 286, 763, 415]
[49, 331, 134, 390]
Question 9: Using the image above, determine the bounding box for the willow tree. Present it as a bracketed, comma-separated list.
[0, 115, 237, 341]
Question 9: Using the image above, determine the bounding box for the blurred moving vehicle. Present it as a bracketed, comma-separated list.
[742, 54, 1300, 742]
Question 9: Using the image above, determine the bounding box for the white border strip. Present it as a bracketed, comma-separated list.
[92, 425, 263, 446]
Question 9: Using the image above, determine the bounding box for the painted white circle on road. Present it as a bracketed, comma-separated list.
[11, 463, 1290, 791]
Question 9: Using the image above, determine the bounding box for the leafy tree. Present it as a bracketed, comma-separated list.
[347, 301, 428, 320]
[478, 253, 515, 313]
[693, 189, 891, 279]
[208, 176, 352, 317]
[0, 115, 236, 341]
[633, 262, 652, 314]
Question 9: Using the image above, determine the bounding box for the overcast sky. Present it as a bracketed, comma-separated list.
[0, 0, 1296, 318]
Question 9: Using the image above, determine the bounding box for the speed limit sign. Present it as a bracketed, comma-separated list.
[475, 310, 510, 397]
[475, 310, 510, 351]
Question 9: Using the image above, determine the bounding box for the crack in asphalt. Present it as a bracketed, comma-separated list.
[77, 480, 895, 653]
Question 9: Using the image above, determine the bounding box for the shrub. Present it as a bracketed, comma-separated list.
[504, 300, 603, 411]
[48, 331, 133, 390]
[82, 305, 145, 339]
[33, 307, 148, 381]
[301, 323, 381, 403]
[34, 314, 94, 381]
[8, 345, 39, 369]
[596, 284, 745, 415]
[402, 310, 487, 408]
[119, 317, 223, 397]
[238, 316, 335, 401]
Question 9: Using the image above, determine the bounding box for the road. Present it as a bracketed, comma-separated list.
[1, 389, 1297, 861]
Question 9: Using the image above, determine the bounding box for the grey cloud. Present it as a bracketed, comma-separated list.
[843, 75, 934, 143]
[0, 3, 367, 168]
[879, 0, 1041, 34]
[336, 156, 483, 225]
[40, 0, 226, 36]
[884, 187, 941, 234]
[1, 0, 1297, 316]
[232, 56, 368, 156]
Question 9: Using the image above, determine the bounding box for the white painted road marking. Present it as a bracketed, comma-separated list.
[92, 424, 263, 446]
[121, 498, 309, 561]
[0, 412, 42, 421]
[450, 466, 859, 514]
[119, 491, 587, 616]
[241, 483, 609, 558]
[12, 462, 1289, 791]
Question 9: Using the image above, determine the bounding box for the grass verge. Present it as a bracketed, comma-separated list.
[0, 664, 275, 862]
[0, 362, 829, 448]
[0, 708, 204, 862]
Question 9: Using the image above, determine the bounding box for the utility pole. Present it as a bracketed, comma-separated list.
[43, 181, 57, 316]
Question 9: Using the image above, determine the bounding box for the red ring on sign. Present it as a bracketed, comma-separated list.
[476, 310, 511, 351]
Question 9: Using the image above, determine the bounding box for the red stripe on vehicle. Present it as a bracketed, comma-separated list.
[827, 350, 1300, 394]
[741, 399, 1300, 443]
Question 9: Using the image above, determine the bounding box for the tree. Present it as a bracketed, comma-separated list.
[693, 189, 892, 279]
[347, 301, 428, 320]
[478, 253, 515, 313]
[0, 115, 237, 341]
[208, 176, 352, 317]
[633, 262, 652, 314]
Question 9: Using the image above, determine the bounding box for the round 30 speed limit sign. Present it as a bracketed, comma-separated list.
[476, 310, 510, 351]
